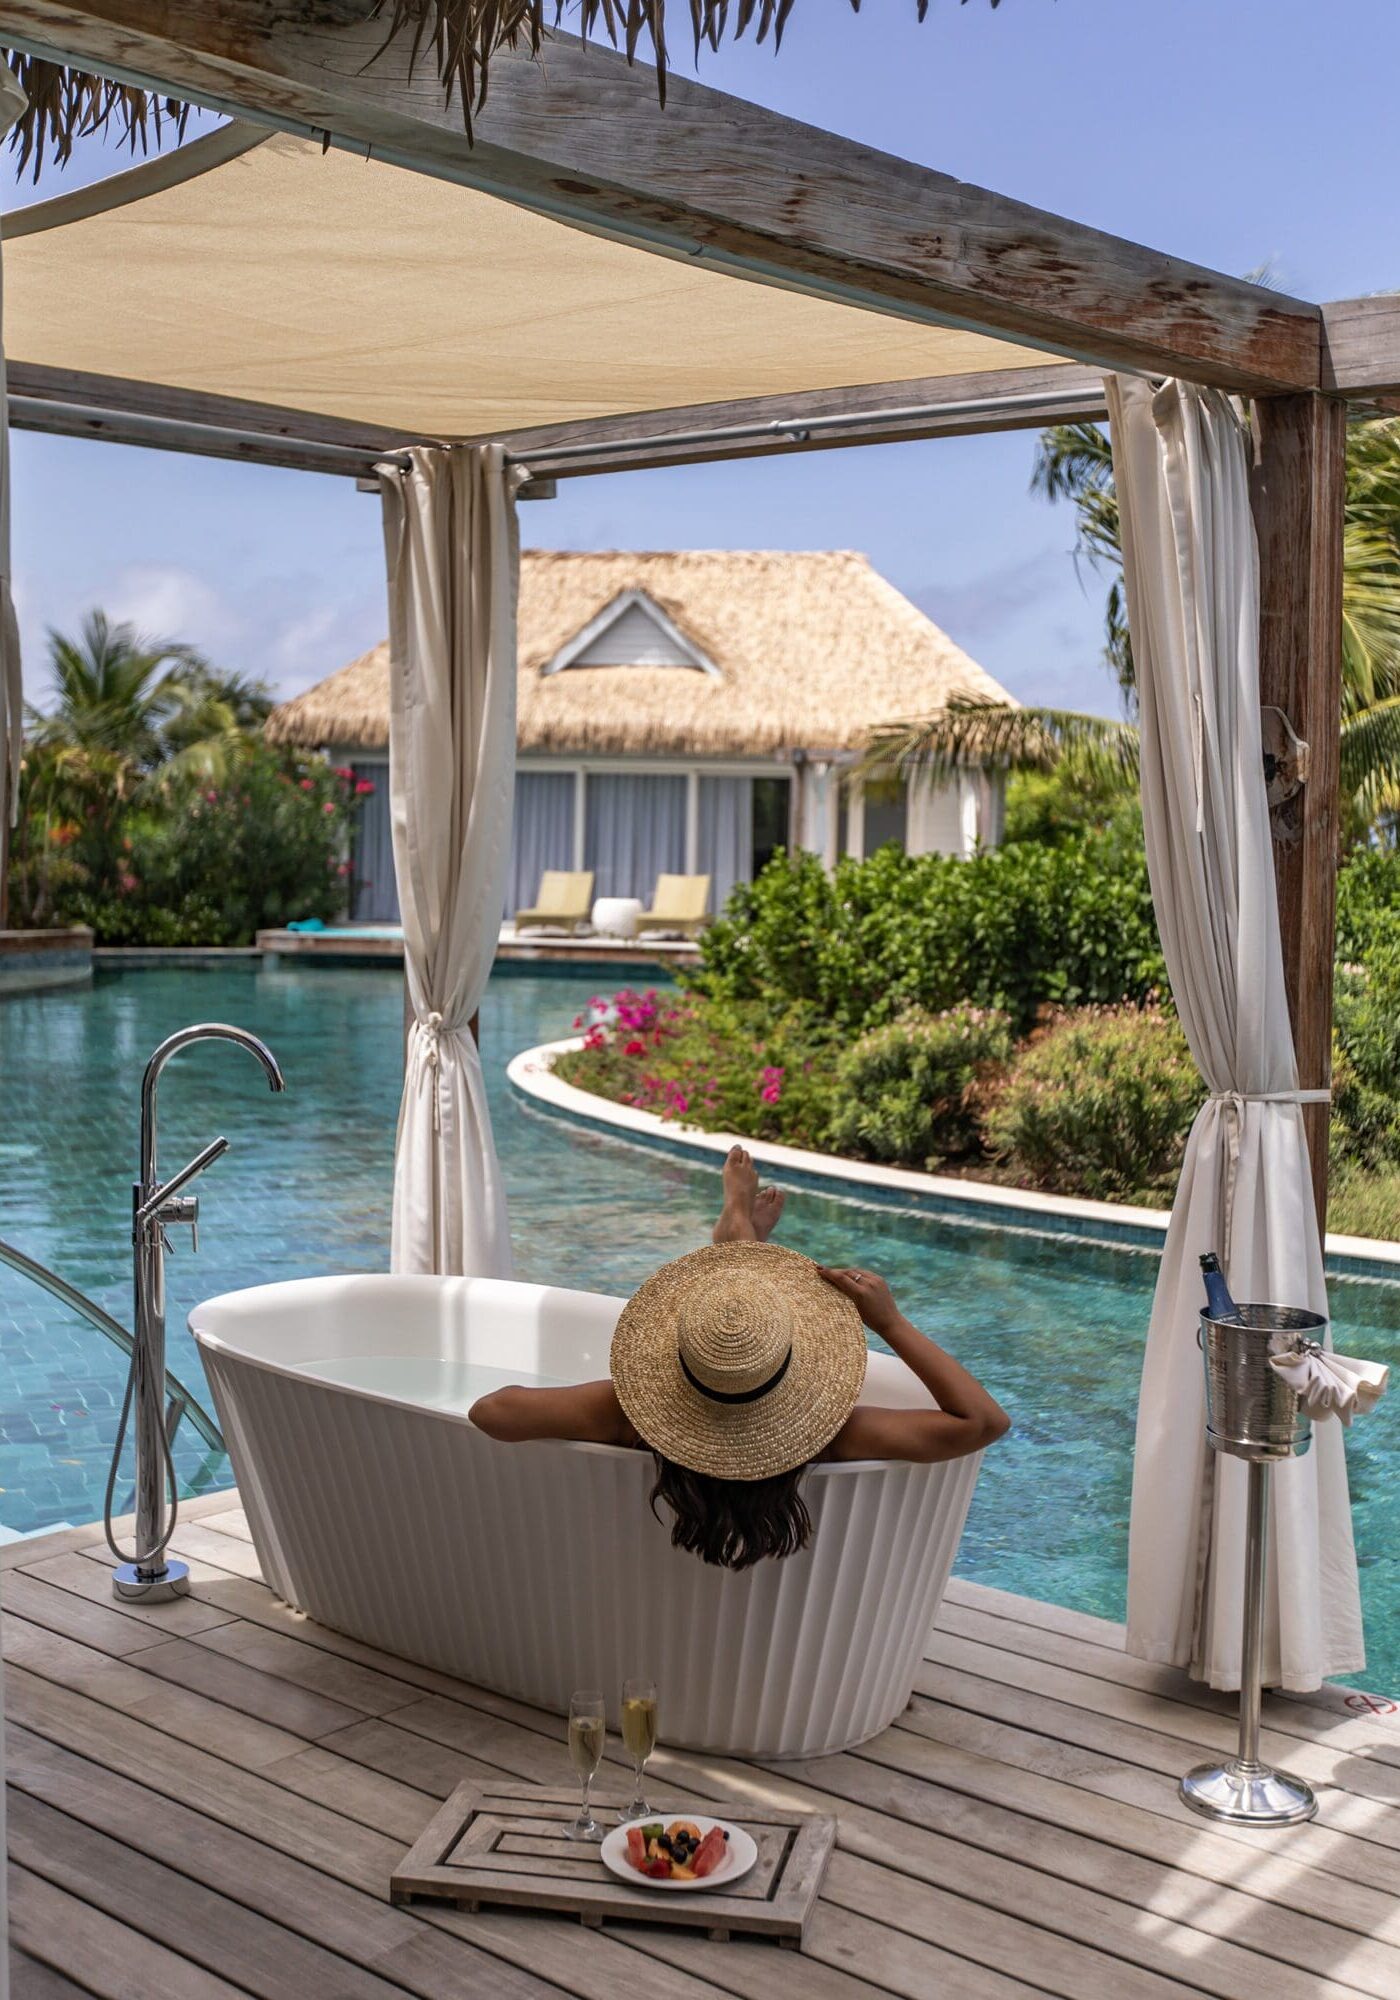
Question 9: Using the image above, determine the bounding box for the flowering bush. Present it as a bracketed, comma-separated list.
[827, 1006, 1013, 1168]
[32, 745, 365, 945]
[554, 990, 841, 1147]
[982, 1006, 1200, 1203]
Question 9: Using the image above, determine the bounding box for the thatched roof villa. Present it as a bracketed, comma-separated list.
[267, 550, 1016, 922]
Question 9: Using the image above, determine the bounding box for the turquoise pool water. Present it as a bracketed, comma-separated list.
[2, 962, 1398, 1688]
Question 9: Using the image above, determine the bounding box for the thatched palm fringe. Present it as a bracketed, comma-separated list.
[4, 1, 1000, 177]
[4, 54, 188, 181]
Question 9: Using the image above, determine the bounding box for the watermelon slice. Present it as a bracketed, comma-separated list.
[691, 1826, 728, 1879]
[625, 1826, 647, 1871]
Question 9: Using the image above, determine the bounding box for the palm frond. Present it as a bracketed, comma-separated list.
[4, 53, 189, 182]
[6, 3, 999, 175]
[860, 693, 1141, 790]
[1341, 697, 1400, 816]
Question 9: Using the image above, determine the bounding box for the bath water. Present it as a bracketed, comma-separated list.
[286, 1356, 564, 1410]
[2, 961, 1398, 1691]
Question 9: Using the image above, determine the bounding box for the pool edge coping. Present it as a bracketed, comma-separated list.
[507, 1038, 1400, 1284]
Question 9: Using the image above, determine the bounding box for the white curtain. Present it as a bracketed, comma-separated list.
[1110, 375, 1363, 1691]
[698, 775, 752, 910]
[508, 769, 577, 916]
[380, 443, 523, 1277]
[584, 772, 686, 899]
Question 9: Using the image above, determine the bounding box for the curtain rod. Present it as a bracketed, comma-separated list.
[7, 396, 413, 477]
[502, 385, 1114, 469]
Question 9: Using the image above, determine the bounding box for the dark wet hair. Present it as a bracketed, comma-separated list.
[648, 1453, 812, 1570]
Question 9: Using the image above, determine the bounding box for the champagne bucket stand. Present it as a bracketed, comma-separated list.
[1180, 1304, 1324, 1829]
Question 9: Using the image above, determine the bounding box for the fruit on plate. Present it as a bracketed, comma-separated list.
[691, 1826, 729, 1878]
[626, 1817, 731, 1881]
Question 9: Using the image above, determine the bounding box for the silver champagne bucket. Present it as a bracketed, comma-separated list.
[1199, 1304, 1323, 1461]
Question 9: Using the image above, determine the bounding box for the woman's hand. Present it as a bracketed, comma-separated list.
[817, 1264, 898, 1337]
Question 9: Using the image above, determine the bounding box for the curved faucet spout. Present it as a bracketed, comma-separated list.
[140, 1023, 285, 1191]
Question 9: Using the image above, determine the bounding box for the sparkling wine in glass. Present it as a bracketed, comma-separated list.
[567, 1690, 606, 1842]
[620, 1678, 658, 1822]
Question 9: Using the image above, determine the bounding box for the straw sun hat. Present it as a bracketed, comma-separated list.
[610, 1241, 868, 1481]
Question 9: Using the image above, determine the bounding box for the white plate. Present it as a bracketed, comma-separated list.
[601, 1815, 758, 1893]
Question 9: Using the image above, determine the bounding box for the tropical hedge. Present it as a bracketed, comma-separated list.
[555, 834, 1400, 1237]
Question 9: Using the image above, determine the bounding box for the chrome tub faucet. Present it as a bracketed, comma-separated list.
[110, 1023, 284, 1602]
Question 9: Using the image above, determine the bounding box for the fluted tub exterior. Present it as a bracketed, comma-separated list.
[192, 1273, 981, 1758]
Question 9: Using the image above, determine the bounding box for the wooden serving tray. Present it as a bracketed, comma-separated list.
[390, 1780, 836, 1945]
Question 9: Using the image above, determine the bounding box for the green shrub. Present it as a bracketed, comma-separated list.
[1331, 943, 1400, 1167]
[1335, 845, 1400, 964]
[695, 833, 1165, 1036]
[1327, 1160, 1400, 1242]
[18, 744, 366, 946]
[826, 1006, 1012, 1168]
[983, 1006, 1200, 1203]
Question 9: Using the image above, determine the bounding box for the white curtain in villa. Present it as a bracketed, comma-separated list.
[698, 776, 753, 911]
[380, 442, 524, 1277]
[508, 770, 577, 917]
[584, 773, 686, 900]
[1109, 375, 1362, 1690]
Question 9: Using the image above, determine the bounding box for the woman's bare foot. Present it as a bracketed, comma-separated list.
[713, 1146, 759, 1242]
[753, 1186, 786, 1242]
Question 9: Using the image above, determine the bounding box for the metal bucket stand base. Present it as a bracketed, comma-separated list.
[112, 1558, 190, 1604]
[1180, 1758, 1316, 1827]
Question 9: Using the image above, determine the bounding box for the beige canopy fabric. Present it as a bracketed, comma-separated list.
[3, 127, 1068, 440]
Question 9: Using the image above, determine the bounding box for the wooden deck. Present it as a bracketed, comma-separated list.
[5, 1491, 1400, 1999]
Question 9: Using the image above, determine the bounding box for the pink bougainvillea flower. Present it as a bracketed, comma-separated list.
[624, 1039, 646, 1056]
[299, 778, 315, 792]
[355, 779, 376, 795]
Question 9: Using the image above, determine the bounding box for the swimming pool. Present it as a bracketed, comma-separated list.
[2, 962, 1397, 1687]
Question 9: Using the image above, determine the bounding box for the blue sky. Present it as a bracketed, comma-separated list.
[7, 0, 1397, 718]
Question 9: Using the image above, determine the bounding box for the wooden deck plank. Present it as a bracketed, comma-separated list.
[5, 1725, 561, 2000]
[7, 1862, 248, 2000]
[20, 1552, 239, 1637]
[9, 1509, 1400, 2000]
[3, 1671, 759, 2000]
[907, 1661, 1400, 1832]
[925, 1614, 1400, 1768]
[861, 1705, 1400, 1897]
[8, 1788, 412, 2000]
[8, 1950, 94, 1999]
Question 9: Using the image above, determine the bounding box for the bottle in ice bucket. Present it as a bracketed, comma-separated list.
[1199, 1251, 1238, 1321]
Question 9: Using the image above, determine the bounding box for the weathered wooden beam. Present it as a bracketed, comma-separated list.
[479, 363, 1109, 478]
[1321, 293, 1400, 400]
[0, 1, 1322, 392]
[5, 358, 1109, 478]
[1249, 394, 1348, 1236]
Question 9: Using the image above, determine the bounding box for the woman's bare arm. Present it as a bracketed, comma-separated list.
[469, 1379, 635, 1447]
[818, 1267, 1010, 1465]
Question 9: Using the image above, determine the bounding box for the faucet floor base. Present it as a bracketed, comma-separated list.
[112, 1558, 190, 1604]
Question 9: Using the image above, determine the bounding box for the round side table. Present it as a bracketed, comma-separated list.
[591, 896, 643, 939]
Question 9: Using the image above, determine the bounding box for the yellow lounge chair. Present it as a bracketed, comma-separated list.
[515, 869, 595, 935]
[637, 873, 712, 938]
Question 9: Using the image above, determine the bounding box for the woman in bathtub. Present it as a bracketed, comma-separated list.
[470, 1147, 1009, 1571]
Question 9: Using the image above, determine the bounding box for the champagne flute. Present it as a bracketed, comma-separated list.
[620, 1677, 658, 1822]
[566, 1690, 606, 1843]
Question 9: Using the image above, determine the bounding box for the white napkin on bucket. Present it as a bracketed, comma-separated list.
[1269, 1342, 1389, 1425]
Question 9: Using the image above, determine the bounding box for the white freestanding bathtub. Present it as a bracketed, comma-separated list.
[192, 1273, 981, 1758]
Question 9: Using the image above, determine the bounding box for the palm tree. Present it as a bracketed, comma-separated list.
[872, 416, 1400, 836]
[28, 611, 196, 770]
[27, 611, 271, 786]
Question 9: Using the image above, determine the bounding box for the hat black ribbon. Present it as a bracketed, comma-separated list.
[680, 1346, 793, 1405]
